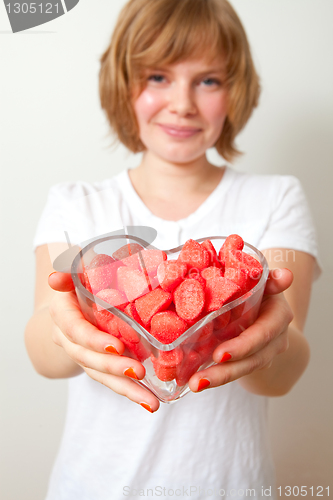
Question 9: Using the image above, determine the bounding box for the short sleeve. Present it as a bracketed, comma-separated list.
[259, 175, 321, 280]
[33, 184, 75, 249]
[33, 180, 126, 251]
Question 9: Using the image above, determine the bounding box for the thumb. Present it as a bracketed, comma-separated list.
[264, 268, 293, 295]
[48, 272, 75, 292]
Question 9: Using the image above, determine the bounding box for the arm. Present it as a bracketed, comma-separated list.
[25, 244, 83, 378]
[25, 245, 160, 411]
[188, 250, 314, 397]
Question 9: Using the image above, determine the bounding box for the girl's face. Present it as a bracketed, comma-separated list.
[133, 57, 228, 164]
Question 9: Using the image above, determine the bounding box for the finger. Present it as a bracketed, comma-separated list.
[264, 268, 293, 295]
[56, 328, 146, 380]
[189, 330, 289, 392]
[212, 294, 293, 364]
[49, 272, 75, 292]
[84, 367, 160, 412]
[49, 291, 126, 356]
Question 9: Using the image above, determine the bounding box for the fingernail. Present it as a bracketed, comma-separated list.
[48, 272, 57, 278]
[124, 367, 139, 380]
[197, 378, 210, 392]
[220, 352, 232, 363]
[105, 345, 119, 355]
[140, 403, 154, 413]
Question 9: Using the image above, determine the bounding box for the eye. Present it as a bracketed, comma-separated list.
[147, 74, 166, 83]
[201, 77, 221, 87]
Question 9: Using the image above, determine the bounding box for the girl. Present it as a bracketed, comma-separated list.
[25, 0, 319, 498]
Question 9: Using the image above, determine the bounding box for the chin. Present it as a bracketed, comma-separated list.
[153, 144, 207, 165]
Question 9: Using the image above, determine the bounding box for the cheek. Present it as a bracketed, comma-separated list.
[134, 89, 163, 125]
[201, 93, 228, 128]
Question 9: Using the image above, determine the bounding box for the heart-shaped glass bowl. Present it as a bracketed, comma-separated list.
[71, 235, 269, 403]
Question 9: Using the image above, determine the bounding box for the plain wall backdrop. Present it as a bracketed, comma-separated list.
[1, 1, 332, 499]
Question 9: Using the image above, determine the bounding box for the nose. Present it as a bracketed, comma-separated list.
[167, 81, 197, 116]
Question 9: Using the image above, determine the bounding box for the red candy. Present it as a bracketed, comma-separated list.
[176, 349, 202, 386]
[150, 311, 188, 344]
[201, 266, 223, 281]
[82, 235, 264, 387]
[178, 239, 210, 271]
[135, 288, 172, 327]
[201, 239, 221, 268]
[117, 316, 140, 344]
[112, 243, 144, 260]
[157, 261, 188, 292]
[218, 234, 244, 267]
[151, 348, 184, 382]
[117, 267, 150, 302]
[174, 279, 205, 322]
[204, 277, 241, 313]
[84, 254, 121, 294]
[96, 288, 128, 311]
[124, 302, 144, 326]
[139, 249, 167, 276]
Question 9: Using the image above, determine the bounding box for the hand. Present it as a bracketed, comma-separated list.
[187, 268, 294, 394]
[48, 272, 160, 412]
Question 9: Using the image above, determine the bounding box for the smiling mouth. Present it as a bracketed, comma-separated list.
[157, 124, 202, 138]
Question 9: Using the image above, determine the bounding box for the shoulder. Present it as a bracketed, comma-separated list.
[227, 168, 306, 208]
[47, 176, 121, 202]
[228, 167, 302, 192]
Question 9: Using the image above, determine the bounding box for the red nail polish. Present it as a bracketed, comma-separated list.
[220, 352, 232, 363]
[140, 403, 153, 413]
[105, 345, 119, 355]
[197, 378, 210, 392]
[48, 272, 57, 278]
[124, 367, 139, 380]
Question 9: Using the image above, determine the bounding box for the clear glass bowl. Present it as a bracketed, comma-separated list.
[71, 235, 269, 403]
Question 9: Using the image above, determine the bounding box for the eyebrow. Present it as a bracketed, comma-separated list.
[145, 66, 225, 76]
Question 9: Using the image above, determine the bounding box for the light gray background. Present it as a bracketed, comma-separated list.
[1, 1, 332, 499]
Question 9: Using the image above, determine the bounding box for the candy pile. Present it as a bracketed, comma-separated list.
[81, 235, 263, 385]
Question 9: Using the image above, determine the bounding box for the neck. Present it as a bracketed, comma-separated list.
[130, 150, 222, 199]
[127, 151, 226, 221]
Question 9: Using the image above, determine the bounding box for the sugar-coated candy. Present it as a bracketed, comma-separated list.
[135, 288, 173, 326]
[117, 266, 150, 302]
[201, 239, 222, 268]
[151, 348, 184, 382]
[204, 277, 241, 313]
[185, 269, 206, 288]
[193, 335, 219, 364]
[218, 234, 244, 267]
[84, 254, 121, 294]
[157, 260, 188, 292]
[201, 266, 223, 281]
[176, 349, 202, 386]
[96, 288, 128, 311]
[193, 321, 214, 343]
[112, 243, 144, 260]
[174, 278, 205, 322]
[81, 235, 265, 390]
[177, 239, 210, 271]
[139, 249, 168, 276]
[150, 311, 188, 344]
[124, 302, 144, 326]
[213, 310, 231, 330]
[117, 317, 140, 344]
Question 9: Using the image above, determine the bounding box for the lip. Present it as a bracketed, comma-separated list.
[157, 123, 202, 138]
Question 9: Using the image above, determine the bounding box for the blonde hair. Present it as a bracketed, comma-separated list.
[99, 0, 260, 162]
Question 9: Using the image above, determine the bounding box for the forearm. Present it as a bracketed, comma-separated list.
[237, 325, 310, 397]
[25, 306, 83, 379]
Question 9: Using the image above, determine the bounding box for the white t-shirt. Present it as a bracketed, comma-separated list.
[34, 167, 320, 500]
